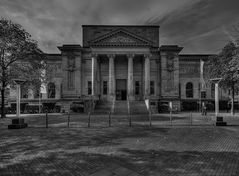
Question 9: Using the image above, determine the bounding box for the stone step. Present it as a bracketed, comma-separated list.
[114, 101, 128, 114]
[94, 101, 112, 114]
[130, 101, 148, 114]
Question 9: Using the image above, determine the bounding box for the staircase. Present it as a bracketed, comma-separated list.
[114, 101, 128, 114]
[130, 101, 148, 115]
[93, 100, 112, 114]
[94, 100, 148, 115]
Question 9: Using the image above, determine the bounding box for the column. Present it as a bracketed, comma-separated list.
[108, 54, 115, 97]
[127, 54, 134, 99]
[91, 55, 97, 96]
[75, 54, 82, 95]
[215, 83, 219, 117]
[144, 54, 150, 97]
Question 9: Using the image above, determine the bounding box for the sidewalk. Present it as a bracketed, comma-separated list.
[0, 117, 239, 175]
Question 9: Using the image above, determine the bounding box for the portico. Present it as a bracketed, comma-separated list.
[91, 52, 151, 101]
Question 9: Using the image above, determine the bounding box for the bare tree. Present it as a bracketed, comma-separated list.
[0, 18, 46, 118]
[204, 42, 239, 115]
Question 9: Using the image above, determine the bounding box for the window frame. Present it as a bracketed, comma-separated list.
[186, 82, 193, 98]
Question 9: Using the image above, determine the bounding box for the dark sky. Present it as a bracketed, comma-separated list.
[0, 0, 239, 54]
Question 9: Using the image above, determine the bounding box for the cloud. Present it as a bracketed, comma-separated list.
[146, 0, 239, 53]
[0, 0, 238, 54]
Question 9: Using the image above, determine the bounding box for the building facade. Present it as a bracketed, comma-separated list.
[8, 25, 232, 113]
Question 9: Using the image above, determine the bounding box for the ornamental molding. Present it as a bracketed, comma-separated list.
[166, 52, 175, 72]
[88, 29, 154, 47]
[67, 53, 76, 71]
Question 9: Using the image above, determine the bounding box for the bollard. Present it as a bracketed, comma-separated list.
[190, 112, 192, 126]
[67, 112, 70, 128]
[88, 111, 91, 127]
[170, 110, 172, 126]
[109, 111, 111, 127]
[129, 111, 132, 127]
[46, 111, 48, 128]
[149, 111, 152, 127]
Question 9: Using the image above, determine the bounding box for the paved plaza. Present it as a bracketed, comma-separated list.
[0, 113, 239, 176]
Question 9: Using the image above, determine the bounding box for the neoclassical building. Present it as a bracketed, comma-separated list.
[8, 25, 232, 113]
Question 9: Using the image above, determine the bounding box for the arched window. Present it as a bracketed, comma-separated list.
[48, 83, 56, 98]
[186, 82, 193, 98]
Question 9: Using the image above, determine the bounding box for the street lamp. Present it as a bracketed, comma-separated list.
[8, 79, 28, 129]
[210, 78, 227, 126]
[13, 79, 25, 118]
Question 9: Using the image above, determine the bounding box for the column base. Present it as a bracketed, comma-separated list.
[215, 116, 227, 126]
[8, 118, 28, 129]
[127, 95, 134, 101]
[108, 94, 116, 101]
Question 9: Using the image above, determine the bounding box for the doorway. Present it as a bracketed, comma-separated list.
[116, 79, 127, 100]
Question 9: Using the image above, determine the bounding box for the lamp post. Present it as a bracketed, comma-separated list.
[210, 78, 227, 126]
[13, 79, 25, 118]
[8, 79, 28, 129]
[210, 78, 221, 117]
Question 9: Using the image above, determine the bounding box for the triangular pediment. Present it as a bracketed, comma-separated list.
[88, 29, 154, 47]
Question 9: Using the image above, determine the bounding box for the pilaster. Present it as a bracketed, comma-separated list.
[144, 54, 150, 98]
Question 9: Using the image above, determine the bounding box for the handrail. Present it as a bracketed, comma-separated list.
[111, 96, 115, 113]
[127, 96, 131, 127]
[127, 96, 130, 114]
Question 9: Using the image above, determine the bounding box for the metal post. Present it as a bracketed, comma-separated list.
[16, 84, 21, 118]
[67, 112, 70, 128]
[170, 110, 172, 126]
[149, 111, 152, 127]
[190, 112, 192, 126]
[88, 112, 91, 127]
[46, 111, 48, 128]
[215, 83, 219, 117]
[129, 110, 132, 127]
[39, 94, 41, 114]
[109, 111, 111, 127]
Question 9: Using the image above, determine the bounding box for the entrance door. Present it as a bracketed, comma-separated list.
[116, 79, 127, 100]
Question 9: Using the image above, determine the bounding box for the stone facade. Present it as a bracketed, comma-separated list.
[8, 25, 232, 112]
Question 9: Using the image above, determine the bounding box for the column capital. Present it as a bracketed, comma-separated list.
[144, 53, 152, 59]
[126, 53, 135, 59]
[91, 53, 98, 58]
[107, 54, 116, 59]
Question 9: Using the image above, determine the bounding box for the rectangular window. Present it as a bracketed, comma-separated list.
[135, 81, 140, 95]
[150, 81, 155, 95]
[68, 71, 75, 89]
[201, 91, 206, 99]
[88, 81, 92, 95]
[103, 81, 107, 95]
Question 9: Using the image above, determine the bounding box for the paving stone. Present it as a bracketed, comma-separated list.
[1, 113, 239, 175]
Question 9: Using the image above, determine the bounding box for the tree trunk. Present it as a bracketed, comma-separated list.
[231, 85, 235, 115]
[1, 88, 5, 118]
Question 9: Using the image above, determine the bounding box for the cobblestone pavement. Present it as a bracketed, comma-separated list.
[0, 114, 239, 176]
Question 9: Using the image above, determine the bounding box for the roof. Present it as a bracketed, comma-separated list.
[82, 25, 160, 28]
[160, 45, 183, 52]
[179, 54, 215, 62]
[57, 45, 83, 52]
[46, 54, 62, 61]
